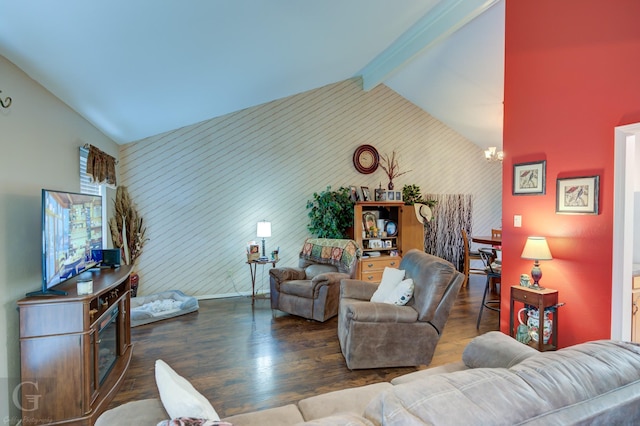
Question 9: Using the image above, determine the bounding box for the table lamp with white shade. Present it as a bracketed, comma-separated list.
[256, 221, 271, 261]
[521, 236, 553, 289]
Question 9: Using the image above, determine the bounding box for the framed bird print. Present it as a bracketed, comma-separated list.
[513, 160, 546, 195]
[556, 175, 599, 214]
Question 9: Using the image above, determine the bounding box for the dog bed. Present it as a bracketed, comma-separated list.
[130, 290, 199, 327]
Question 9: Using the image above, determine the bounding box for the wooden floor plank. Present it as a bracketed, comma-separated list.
[110, 274, 498, 417]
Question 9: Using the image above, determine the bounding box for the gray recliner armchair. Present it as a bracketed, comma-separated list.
[270, 238, 360, 322]
[338, 250, 464, 369]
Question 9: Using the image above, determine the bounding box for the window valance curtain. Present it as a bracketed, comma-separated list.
[86, 144, 117, 187]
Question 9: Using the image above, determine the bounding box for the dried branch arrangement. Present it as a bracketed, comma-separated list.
[109, 186, 147, 265]
[380, 151, 411, 189]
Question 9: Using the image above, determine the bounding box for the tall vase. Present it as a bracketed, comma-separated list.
[388, 181, 394, 190]
[526, 308, 553, 344]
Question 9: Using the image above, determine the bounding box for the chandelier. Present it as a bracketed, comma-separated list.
[484, 147, 504, 162]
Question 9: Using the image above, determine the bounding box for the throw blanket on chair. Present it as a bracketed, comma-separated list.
[301, 238, 360, 274]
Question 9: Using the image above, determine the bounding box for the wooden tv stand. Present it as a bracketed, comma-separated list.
[18, 266, 133, 425]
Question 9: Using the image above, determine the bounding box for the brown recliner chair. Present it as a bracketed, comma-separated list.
[338, 249, 464, 369]
[269, 238, 360, 322]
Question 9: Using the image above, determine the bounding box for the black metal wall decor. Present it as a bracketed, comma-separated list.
[1, 90, 12, 108]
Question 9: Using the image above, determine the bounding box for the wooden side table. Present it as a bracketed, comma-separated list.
[509, 285, 559, 351]
[247, 259, 278, 305]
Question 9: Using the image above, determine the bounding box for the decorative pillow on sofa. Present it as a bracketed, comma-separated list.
[370, 268, 405, 303]
[382, 278, 414, 306]
[155, 360, 220, 421]
[462, 331, 538, 369]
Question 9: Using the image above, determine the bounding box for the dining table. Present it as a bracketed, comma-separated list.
[471, 235, 502, 246]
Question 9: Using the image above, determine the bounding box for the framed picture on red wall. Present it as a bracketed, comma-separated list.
[513, 160, 546, 195]
[556, 175, 600, 215]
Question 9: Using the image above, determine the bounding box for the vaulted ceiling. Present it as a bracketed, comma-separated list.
[0, 0, 504, 149]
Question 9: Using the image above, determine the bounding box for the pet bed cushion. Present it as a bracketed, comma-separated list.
[131, 290, 199, 327]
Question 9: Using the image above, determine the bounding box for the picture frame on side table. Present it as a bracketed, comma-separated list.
[247, 244, 260, 261]
[513, 160, 546, 195]
[556, 175, 600, 214]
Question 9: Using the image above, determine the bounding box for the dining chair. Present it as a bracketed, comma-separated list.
[476, 247, 501, 329]
[461, 229, 485, 288]
[491, 228, 502, 249]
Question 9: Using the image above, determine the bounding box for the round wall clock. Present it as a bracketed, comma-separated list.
[353, 144, 379, 174]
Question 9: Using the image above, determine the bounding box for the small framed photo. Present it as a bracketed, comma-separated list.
[556, 175, 599, 214]
[363, 212, 377, 232]
[247, 244, 260, 261]
[513, 160, 546, 195]
[375, 188, 386, 202]
[349, 185, 358, 202]
[384, 240, 393, 248]
[381, 189, 398, 202]
[368, 239, 383, 249]
[361, 186, 371, 201]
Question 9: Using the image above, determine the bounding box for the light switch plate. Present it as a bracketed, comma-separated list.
[514, 215, 522, 227]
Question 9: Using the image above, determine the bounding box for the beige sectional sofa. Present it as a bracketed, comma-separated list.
[97, 331, 640, 425]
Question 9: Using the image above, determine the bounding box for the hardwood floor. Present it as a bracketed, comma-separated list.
[109, 274, 499, 417]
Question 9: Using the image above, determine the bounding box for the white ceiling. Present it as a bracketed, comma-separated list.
[0, 0, 504, 149]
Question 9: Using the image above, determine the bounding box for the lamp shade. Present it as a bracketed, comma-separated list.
[521, 236, 552, 260]
[256, 221, 271, 238]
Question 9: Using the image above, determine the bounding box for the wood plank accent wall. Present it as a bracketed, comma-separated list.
[118, 78, 501, 298]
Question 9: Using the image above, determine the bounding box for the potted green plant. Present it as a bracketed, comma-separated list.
[306, 186, 354, 238]
[402, 184, 436, 208]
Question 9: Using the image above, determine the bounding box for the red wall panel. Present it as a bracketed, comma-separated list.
[503, 0, 640, 346]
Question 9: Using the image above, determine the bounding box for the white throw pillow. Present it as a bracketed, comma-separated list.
[383, 278, 414, 305]
[370, 267, 405, 303]
[155, 359, 220, 421]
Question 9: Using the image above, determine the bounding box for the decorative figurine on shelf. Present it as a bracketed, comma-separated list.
[519, 274, 531, 287]
[516, 308, 532, 344]
[516, 323, 531, 344]
[375, 183, 386, 202]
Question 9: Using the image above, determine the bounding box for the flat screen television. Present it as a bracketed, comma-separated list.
[28, 189, 103, 296]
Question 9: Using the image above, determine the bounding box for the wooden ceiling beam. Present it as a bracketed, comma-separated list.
[358, 0, 500, 91]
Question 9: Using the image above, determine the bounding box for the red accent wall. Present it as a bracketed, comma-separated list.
[502, 0, 640, 346]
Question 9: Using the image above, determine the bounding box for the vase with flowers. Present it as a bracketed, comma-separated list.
[109, 186, 148, 296]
